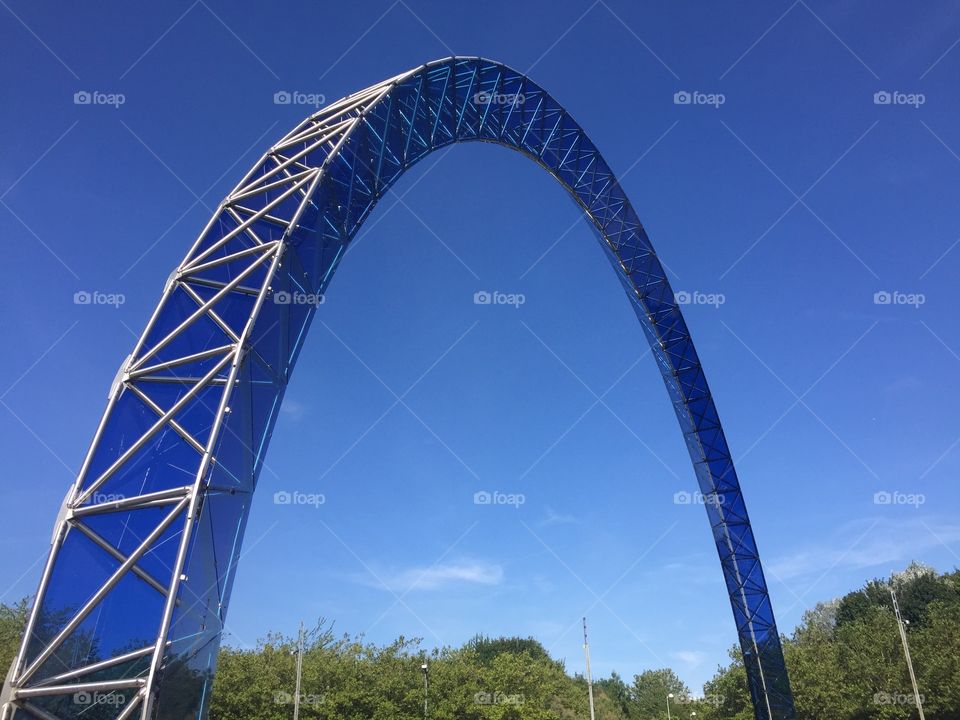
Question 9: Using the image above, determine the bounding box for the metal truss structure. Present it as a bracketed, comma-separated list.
[1, 57, 796, 720]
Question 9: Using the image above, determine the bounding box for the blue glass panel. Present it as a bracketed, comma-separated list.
[207, 358, 254, 492]
[79, 391, 157, 493]
[25, 530, 115, 668]
[86, 424, 200, 501]
[137, 286, 234, 368]
[31, 686, 139, 720]
[32, 568, 166, 683]
[81, 505, 180, 585]
[184, 277, 261, 330]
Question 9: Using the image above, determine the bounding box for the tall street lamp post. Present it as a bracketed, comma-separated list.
[421, 659, 429, 720]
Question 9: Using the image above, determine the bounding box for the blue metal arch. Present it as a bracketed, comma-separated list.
[3, 57, 795, 720]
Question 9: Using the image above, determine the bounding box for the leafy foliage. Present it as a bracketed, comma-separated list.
[700, 563, 960, 720]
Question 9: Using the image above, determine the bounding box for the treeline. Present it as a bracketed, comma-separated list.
[214, 633, 594, 719]
[211, 630, 709, 719]
[0, 563, 957, 719]
[701, 562, 960, 720]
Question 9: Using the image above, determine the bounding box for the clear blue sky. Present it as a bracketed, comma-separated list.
[1, 0, 959, 694]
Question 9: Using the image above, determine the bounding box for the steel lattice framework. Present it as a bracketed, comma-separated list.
[1, 57, 796, 720]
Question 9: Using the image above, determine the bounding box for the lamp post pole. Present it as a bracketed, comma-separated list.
[890, 586, 926, 720]
[582, 617, 597, 720]
[421, 658, 429, 720]
[293, 621, 304, 720]
[666, 692, 674, 720]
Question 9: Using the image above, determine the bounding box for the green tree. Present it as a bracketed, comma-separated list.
[594, 671, 632, 718]
[914, 600, 960, 717]
[630, 668, 689, 719]
[698, 648, 751, 720]
[0, 597, 29, 673]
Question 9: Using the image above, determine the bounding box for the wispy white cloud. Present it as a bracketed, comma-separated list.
[540, 507, 580, 527]
[280, 397, 306, 421]
[883, 375, 922, 394]
[769, 517, 960, 582]
[356, 560, 504, 592]
[671, 650, 708, 668]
